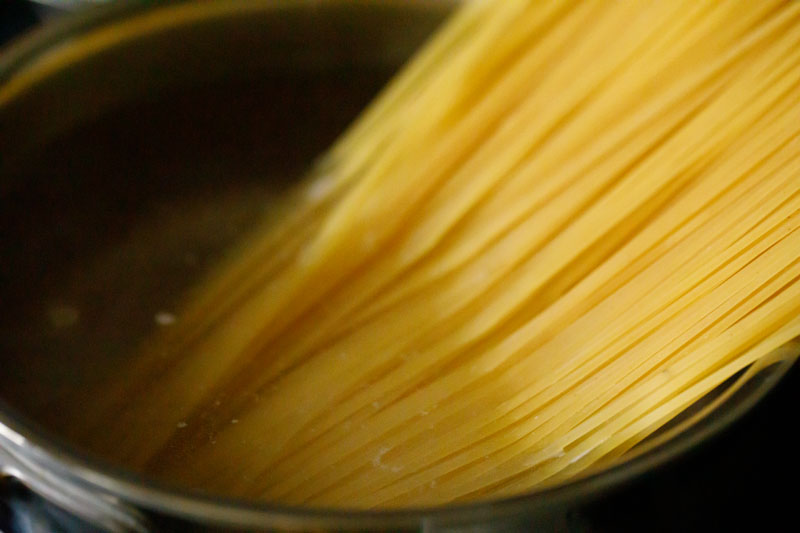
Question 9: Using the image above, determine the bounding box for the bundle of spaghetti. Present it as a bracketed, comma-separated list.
[74, 0, 800, 508]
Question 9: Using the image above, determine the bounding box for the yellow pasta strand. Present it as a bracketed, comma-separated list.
[71, 0, 800, 509]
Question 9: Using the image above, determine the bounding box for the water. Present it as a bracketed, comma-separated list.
[0, 68, 391, 453]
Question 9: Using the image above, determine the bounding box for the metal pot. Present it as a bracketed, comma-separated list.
[0, 2, 796, 531]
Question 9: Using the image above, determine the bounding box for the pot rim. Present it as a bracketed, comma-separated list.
[2, 360, 793, 530]
[1, 1, 797, 530]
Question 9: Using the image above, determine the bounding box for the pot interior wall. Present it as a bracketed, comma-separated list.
[0, 70, 387, 422]
[0, 1, 447, 484]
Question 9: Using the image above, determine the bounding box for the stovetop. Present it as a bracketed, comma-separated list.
[2, 2, 799, 531]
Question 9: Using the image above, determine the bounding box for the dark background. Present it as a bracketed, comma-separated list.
[2, 2, 799, 531]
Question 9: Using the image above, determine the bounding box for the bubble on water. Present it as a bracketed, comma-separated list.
[155, 311, 176, 326]
[306, 174, 335, 201]
[372, 446, 402, 472]
[48, 304, 79, 329]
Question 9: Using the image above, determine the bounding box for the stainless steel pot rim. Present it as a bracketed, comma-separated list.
[0, 1, 797, 529]
[1, 360, 792, 530]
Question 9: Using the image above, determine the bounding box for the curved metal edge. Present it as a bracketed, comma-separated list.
[0, 434, 150, 532]
[29, 0, 109, 7]
[1, 1, 798, 531]
[0, 0, 137, 76]
[1, 357, 794, 532]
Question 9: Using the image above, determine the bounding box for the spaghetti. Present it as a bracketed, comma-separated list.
[74, 0, 800, 508]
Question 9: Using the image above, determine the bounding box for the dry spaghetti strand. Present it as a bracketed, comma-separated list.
[74, 0, 800, 509]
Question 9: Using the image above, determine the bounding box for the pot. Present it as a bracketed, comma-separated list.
[0, 2, 796, 531]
